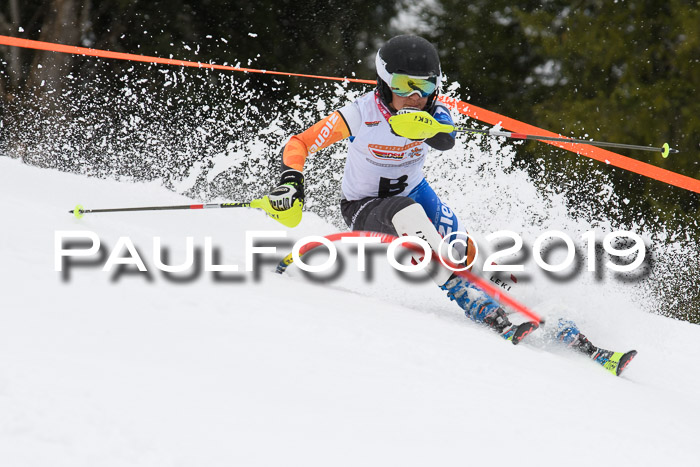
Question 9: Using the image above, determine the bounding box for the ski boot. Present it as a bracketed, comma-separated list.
[556, 319, 637, 376]
[441, 274, 538, 345]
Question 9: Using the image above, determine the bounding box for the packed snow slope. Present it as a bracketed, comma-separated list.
[1, 156, 699, 467]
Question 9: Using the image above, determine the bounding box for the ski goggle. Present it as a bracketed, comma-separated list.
[389, 74, 437, 98]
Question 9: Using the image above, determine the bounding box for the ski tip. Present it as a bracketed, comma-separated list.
[616, 350, 638, 376]
[510, 321, 539, 345]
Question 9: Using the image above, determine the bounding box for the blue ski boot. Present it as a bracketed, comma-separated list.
[441, 274, 538, 344]
[556, 319, 595, 352]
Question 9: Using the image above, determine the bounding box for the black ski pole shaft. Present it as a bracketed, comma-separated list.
[453, 126, 678, 156]
[69, 202, 250, 217]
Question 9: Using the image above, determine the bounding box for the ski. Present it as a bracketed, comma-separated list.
[503, 321, 539, 345]
[591, 349, 638, 376]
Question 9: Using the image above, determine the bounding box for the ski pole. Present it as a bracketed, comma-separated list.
[388, 112, 678, 158]
[452, 126, 678, 158]
[69, 196, 303, 228]
[69, 202, 250, 218]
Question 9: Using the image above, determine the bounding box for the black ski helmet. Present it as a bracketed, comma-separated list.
[375, 35, 442, 109]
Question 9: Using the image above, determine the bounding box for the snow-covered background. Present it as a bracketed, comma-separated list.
[1, 150, 699, 466]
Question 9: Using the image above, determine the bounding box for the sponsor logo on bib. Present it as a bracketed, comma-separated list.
[368, 141, 423, 161]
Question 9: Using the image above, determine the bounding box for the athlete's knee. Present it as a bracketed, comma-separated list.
[390, 199, 423, 232]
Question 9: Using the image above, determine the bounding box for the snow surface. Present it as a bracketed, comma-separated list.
[1, 156, 699, 466]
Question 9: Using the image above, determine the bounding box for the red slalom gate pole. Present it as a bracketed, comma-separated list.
[277, 231, 544, 324]
[0, 34, 376, 85]
[440, 96, 700, 194]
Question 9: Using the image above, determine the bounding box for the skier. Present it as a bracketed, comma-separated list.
[268, 35, 635, 374]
